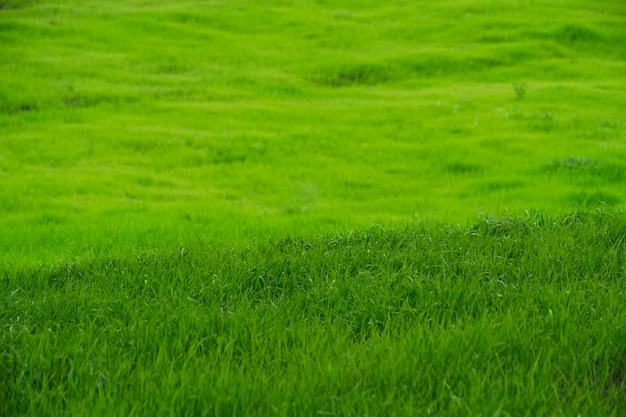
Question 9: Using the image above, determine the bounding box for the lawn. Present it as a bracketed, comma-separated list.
[1, 0, 625, 415]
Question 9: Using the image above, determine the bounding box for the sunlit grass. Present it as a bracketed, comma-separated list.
[1, 1, 626, 414]
[1, 0, 625, 266]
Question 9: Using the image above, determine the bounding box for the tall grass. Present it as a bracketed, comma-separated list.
[2, 211, 625, 416]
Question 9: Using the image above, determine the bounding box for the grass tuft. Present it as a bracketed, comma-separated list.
[314, 62, 398, 87]
[552, 23, 604, 44]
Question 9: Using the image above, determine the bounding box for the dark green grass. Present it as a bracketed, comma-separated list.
[2, 211, 625, 416]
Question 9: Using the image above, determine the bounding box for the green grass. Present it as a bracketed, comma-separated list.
[1, 0, 626, 415]
[2, 211, 626, 416]
[1, 0, 625, 267]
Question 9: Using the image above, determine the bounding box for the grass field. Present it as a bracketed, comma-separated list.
[1, 0, 626, 415]
[3, 213, 626, 416]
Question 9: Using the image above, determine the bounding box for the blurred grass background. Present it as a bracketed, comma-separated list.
[1, 0, 625, 267]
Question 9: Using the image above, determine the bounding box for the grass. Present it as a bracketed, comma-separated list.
[1, 0, 625, 268]
[1, 0, 626, 415]
[2, 211, 626, 416]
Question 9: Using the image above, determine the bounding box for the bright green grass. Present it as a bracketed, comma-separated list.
[1, 0, 626, 267]
[2, 211, 626, 416]
[1, 2, 626, 415]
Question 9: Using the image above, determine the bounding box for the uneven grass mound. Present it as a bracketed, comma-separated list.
[2, 212, 625, 416]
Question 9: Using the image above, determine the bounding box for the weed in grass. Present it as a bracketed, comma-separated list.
[513, 82, 527, 100]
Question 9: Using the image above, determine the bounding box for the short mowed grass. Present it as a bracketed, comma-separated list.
[1, 0, 626, 267]
[2, 0, 626, 415]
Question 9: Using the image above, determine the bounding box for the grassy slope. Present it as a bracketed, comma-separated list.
[1, 1, 626, 415]
[1, 0, 626, 266]
[2, 211, 626, 416]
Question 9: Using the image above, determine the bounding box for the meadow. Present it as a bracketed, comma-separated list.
[1, 0, 626, 415]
